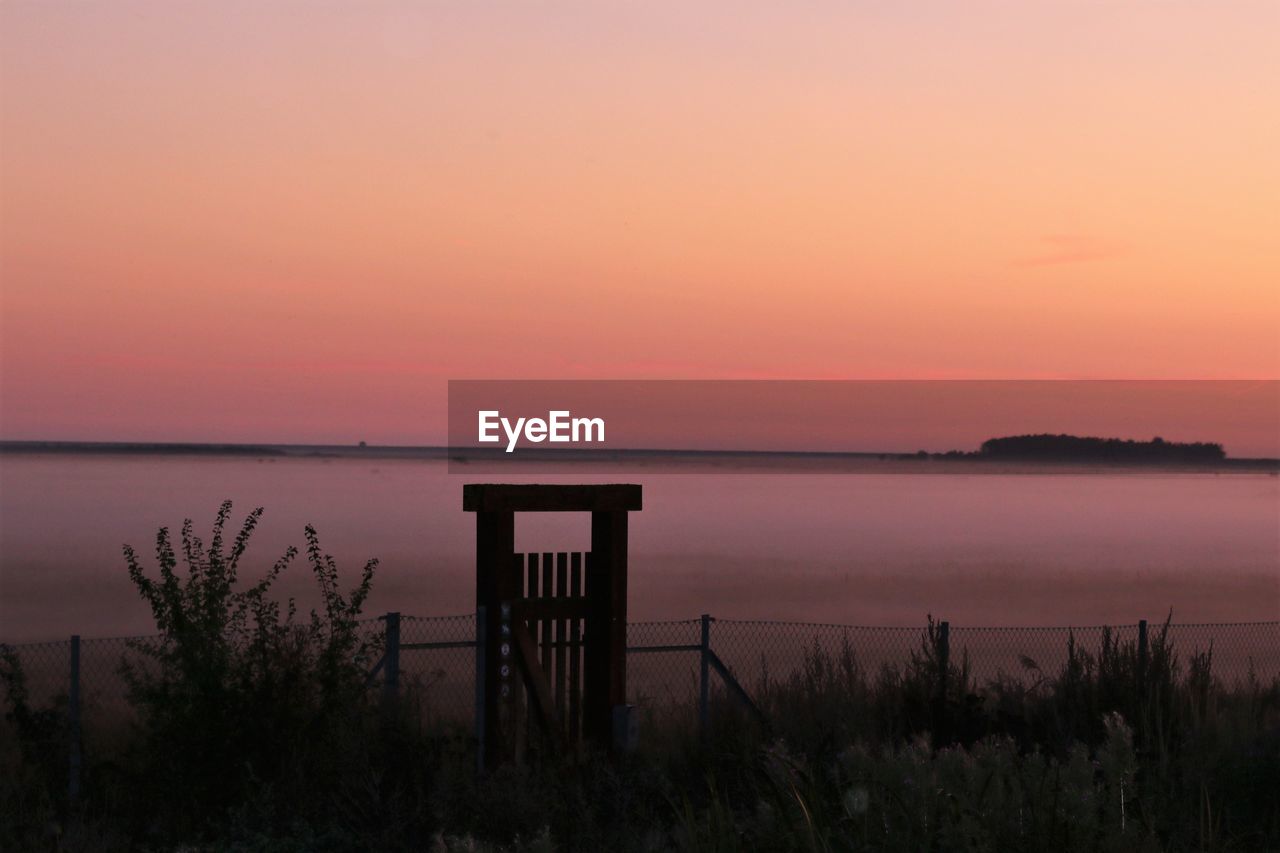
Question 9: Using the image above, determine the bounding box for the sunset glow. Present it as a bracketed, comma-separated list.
[3, 2, 1278, 444]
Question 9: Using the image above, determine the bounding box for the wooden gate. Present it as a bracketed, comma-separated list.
[466, 484, 641, 767]
[509, 551, 586, 750]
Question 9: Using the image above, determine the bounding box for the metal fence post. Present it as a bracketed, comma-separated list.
[68, 635, 81, 806]
[383, 612, 401, 701]
[936, 621, 950, 701]
[932, 620, 951, 749]
[1137, 619, 1149, 691]
[474, 606, 486, 774]
[699, 614, 712, 739]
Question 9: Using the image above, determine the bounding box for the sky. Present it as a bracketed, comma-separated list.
[2, 2, 1278, 446]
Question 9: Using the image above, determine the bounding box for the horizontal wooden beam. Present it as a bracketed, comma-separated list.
[464, 484, 642, 513]
[512, 596, 590, 621]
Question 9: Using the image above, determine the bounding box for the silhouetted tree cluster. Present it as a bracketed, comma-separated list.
[979, 433, 1225, 463]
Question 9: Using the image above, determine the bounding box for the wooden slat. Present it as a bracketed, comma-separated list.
[541, 553, 553, 695]
[526, 552, 538, 598]
[569, 552, 582, 739]
[555, 552, 568, 732]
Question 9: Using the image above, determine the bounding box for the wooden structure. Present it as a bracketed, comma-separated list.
[465, 483, 641, 767]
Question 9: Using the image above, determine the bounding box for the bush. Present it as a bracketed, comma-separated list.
[118, 501, 379, 841]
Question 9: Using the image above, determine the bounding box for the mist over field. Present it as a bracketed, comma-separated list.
[3, 452, 1275, 642]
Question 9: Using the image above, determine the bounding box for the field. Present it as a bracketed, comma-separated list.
[4, 613, 1278, 852]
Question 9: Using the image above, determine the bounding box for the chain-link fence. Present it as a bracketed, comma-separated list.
[9, 615, 1277, 727]
[5, 614, 1277, 781]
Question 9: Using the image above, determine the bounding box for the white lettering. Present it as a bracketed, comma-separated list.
[502, 416, 526, 453]
[549, 410, 570, 442]
[478, 411, 500, 443]
[478, 410, 606, 452]
[572, 416, 605, 443]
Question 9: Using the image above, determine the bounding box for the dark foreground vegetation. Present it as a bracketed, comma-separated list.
[2, 504, 1277, 852]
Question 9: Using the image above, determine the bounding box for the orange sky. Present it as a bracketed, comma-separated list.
[2, 2, 1278, 445]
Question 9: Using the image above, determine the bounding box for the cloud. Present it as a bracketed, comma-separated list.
[1014, 235, 1129, 268]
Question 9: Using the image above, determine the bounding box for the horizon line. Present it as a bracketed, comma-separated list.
[2, 439, 1277, 465]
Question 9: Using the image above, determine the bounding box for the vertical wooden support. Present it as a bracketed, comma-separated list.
[513, 552, 527, 761]
[474, 605, 487, 773]
[524, 553, 539, 751]
[68, 634, 81, 805]
[586, 510, 628, 749]
[699, 614, 711, 740]
[476, 510, 517, 767]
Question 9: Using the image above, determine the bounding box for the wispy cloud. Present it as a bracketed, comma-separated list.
[1015, 235, 1129, 268]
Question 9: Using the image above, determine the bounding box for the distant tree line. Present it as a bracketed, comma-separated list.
[978, 433, 1225, 462]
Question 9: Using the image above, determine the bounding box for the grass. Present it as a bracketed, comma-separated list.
[4, 620, 1277, 852]
[1, 503, 1277, 851]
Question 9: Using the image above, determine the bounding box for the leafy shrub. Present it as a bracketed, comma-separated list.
[118, 501, 379, 840]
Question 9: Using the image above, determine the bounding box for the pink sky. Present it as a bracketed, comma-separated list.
[2, 2, 1277, 446]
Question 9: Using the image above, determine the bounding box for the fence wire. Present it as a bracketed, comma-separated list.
[4, 616, 1277, 744]
[627, 619, 703, 713]
[396, 613, 476, 725]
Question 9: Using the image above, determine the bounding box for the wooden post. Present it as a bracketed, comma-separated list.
[383, 612, 401, 702]
[474, 605, 487, 773]
[524, 552, 539, 753]
[586, 510, 628, 749]
[699, 614, 711, 739]
[475, 509, 517, 767]
[68, 635, 81, 805]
